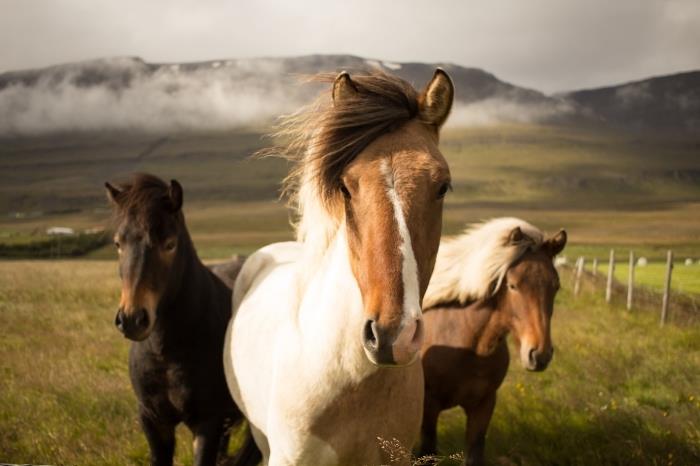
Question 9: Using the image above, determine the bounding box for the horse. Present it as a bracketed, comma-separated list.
[105, 174, 260, 466]
[418, 218, 567, 466]
[209, 254, 247, 289]
[223, 68, 455, 465]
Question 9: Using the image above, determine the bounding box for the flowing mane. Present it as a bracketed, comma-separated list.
[423, 217, 544, 310]
[259, 71, 422, 256]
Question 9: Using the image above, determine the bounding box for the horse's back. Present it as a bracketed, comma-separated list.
[208, 254, 246, 290]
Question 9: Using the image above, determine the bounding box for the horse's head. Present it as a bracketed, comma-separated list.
[500, 227, 567, 371]
[329, 70, 453, 366]
[105, 174, 188, 341]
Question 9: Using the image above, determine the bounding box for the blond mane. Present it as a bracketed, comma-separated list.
[258, 71, 421, 257]
[423, 217, 544, 309]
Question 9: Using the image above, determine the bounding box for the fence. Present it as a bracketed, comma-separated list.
[569, 249, 698, 326]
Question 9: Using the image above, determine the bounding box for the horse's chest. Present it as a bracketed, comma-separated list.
[298, 363, 424, 464]
[163, 365, 193, 412]
[456, 346, 509, 407]
[130, 352, 198, 418]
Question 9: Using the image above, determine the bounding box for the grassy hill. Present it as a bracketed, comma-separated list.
[1, 124, 698, 261]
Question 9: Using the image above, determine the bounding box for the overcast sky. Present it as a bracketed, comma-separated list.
[1, 0, 699, 93]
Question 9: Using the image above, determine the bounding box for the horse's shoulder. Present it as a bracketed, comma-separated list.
[232, 242, 302, 310]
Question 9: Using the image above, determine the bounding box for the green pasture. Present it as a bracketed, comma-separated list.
[0, 124, 699, 464]
[1, 261, 699, 465]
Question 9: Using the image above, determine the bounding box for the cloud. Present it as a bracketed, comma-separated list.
[0, 56, 580, 135]
[0, 58, 304, 135]
[447, 99, 576, 128]
[0, 0, 698, 93]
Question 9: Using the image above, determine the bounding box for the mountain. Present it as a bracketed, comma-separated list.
[560, 71, 700, 133]
[0, 55, 573, 135]
[0, 54, 697, 136]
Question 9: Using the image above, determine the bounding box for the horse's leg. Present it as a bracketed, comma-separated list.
[192, 418, 226, 466]
[226, 421, 264, 466]
[462, 392, 496, 466]
[417, 395, 441, 457]
[140, 413, 175, 466]
[216, 416, 234, 461]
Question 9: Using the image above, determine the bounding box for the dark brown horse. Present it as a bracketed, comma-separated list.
[105, 174, 259, 466]
[418, 218, 567, 465]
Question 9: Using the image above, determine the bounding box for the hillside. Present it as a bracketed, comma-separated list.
[561, 70, 700, 132]
[2, 54, 699, 135]
[1, 125, 698, 261]
[0, 54, 574, 135]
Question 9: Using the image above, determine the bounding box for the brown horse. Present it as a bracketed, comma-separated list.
[105, 174, 260, 466]
[418, 218, 567, 465]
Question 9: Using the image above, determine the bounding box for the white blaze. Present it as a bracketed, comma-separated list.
[380, 160, 421, 320]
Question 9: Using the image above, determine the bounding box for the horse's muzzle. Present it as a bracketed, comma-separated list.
[362, 318, 423, 366]
[115, 307, 151, 341]
[524, 346, 554, 372]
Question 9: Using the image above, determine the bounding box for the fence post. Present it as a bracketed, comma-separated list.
[605, 249, 615, 304]
[592, 258, 598, 277]
[660, 250, 673, 326]
[626, 250, 635, 310]
[574, 256, 585, 297]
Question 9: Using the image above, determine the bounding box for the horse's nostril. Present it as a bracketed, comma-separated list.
[528, 348, 537, 365]
[363, 319, 378, 349]
[114, 309, 125, 331]
[135, 309, 149, 329]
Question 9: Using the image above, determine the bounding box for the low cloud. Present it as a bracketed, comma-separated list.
[0, 58, 305, 135]
[446, 98, 576, 127]
[0, 57, 578, 136]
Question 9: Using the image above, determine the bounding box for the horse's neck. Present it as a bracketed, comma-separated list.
[297, 228, 372, 381]
[149, 235, 225, 351]
[462, 298, 510, 355]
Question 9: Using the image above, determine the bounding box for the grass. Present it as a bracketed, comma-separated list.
[1, 124, 699, 463]
[1, 261, 699, 465]
[0, 261, 205, 465]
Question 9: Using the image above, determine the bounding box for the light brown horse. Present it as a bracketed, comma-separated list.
[418, 218, 567, 465]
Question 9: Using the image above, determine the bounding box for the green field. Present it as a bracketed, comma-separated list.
[1, 261, 699, 465]
[1, 124, 699, 259]
[1, 124, 699, 464]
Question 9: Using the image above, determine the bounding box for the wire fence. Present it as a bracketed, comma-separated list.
[562, 250, 699, 326]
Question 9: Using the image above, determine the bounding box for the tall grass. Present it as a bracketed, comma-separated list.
[1, 261, 699, 465]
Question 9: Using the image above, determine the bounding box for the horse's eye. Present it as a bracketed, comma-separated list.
[437, 182, 451, 199]
[508, 283, 517, 291]
[114, 241, 120, 250]
[164, 239, 176, 251]
[340, 183, 351, 200]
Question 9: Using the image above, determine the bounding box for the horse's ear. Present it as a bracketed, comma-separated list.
[105, 182, 122, 206]
[544, 229, 567, 257]
[168, 179, 183, 212]
[419, 68, 454, 130]
[507, 226, 524, 244]
[332, 71, 358, 105]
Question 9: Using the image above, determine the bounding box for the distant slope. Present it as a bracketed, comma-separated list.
[560, 71, 700, 132]
[1, 55, 697, 135]
[0, 55, 573, 135]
